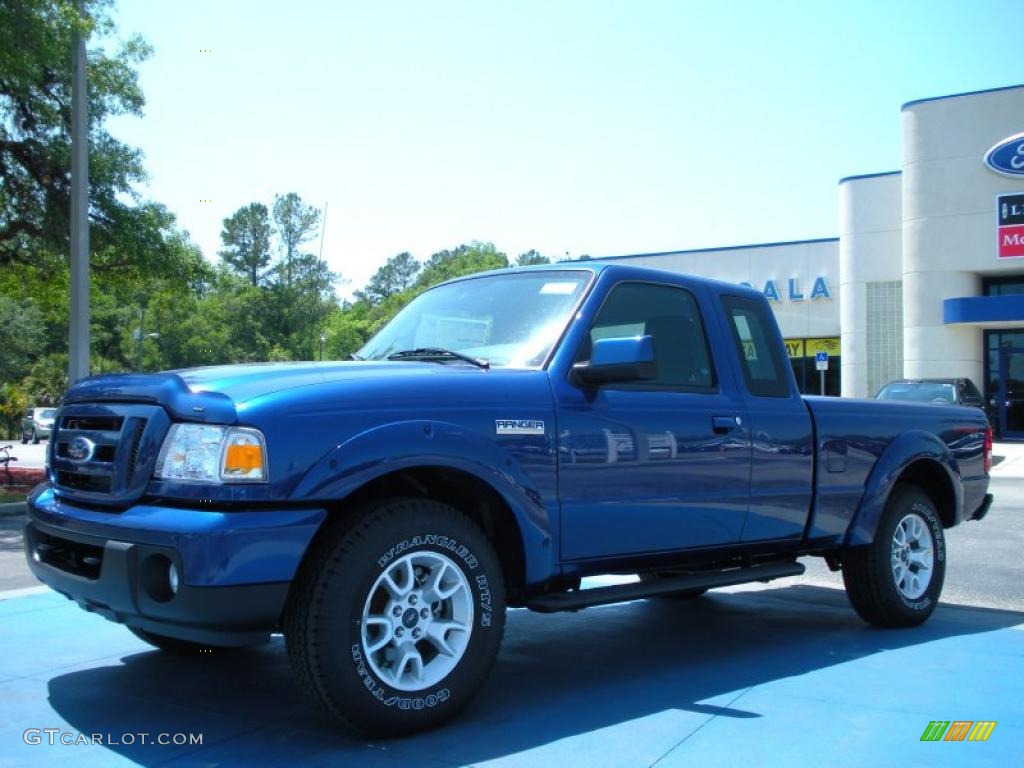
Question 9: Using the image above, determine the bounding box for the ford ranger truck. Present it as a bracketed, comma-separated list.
[25, 263, 993, 736]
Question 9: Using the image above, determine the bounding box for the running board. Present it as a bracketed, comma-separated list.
[526, 561, 805, 613]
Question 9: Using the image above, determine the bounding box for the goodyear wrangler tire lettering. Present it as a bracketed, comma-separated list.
[284, 497, 506, 737]
[841, 484, 946, 628]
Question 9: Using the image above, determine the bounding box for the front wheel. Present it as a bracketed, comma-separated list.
[284, 498, 506, 737]
[21, 431, 29, 445]
[842, 484, 946, 627]
[31, 429, 40, 445]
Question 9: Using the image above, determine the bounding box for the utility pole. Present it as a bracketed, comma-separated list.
[69, 4, 90, 383]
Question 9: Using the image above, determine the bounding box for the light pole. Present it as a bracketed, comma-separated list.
[69, 1, 90, 383]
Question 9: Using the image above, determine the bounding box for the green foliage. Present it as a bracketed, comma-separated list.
[359, 252, 420, 305]
[0, 296, 46, 382]
[0, 0, 155, 267]
[272, 193, 320, 288]
[219, 203, 273, 287]
[0, 383, 31, 440]
[515, 249, 550, 266]
[416, 241, 508, 287]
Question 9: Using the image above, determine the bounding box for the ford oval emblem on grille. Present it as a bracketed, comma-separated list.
[67, 436, 96, 462]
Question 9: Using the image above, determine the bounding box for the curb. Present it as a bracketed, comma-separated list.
[0, 502, 26, 517]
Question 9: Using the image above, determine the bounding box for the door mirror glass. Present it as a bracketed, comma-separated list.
[573, 336, 656, 386]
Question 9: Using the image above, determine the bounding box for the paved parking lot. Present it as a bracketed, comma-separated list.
[0, 444, 1020, 766]
[0, 581, 1020, 767]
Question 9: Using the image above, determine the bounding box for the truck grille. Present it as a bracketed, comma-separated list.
[49, 403, 170, 507]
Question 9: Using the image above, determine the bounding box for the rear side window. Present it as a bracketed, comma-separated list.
[721, 295, 790, 398]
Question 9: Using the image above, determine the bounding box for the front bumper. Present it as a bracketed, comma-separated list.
[25, 486, 327, 646]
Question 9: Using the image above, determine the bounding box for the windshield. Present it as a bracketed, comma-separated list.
[39, 409, 56, 419]
[876, 382, 956, 404]
[357, 270, 591, 368]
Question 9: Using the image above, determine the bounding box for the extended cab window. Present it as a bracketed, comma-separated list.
[577, 282, 715, 391]
[722, 295, 790, 398]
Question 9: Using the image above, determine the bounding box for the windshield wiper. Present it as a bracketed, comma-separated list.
[386, 347, 490, 369]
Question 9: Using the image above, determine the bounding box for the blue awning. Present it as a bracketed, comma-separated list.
[943, 295, 1024, 327]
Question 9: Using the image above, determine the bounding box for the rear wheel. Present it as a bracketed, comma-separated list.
[21, 430, 29, 445]
[842, 484, 946, 627]
[284, 497, 506, 737]
[31, 428, 40, 444]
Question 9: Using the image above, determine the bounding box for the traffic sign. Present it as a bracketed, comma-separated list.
[815, 351, 829, 371]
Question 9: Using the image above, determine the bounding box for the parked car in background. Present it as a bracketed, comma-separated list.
[21, 407, 56, 444]
[875, 379, 990, 423]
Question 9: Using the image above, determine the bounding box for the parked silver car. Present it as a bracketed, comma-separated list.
[21, 407, 56, 444]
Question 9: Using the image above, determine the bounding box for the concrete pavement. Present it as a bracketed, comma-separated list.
[0, 582, 1020, 767]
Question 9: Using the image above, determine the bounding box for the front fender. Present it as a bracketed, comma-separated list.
[290, 419, 554, 584]
[844, 430, 962, 547]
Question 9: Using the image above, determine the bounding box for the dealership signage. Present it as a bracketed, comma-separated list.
[739, 276, 831, 302]
[997, 193, 1024, 259]
[984, 133, 1024, 177]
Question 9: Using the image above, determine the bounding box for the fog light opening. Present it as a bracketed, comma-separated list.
[141, 554, 178, 603]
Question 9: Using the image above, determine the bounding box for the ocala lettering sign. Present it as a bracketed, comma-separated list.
[739, 276, 832, 303]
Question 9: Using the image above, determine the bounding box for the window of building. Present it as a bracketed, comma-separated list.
[578, 282, 716, 391]
[721, 295, 790, 398]
[983, 276, 1024, 296]
[784, 338, 841, 396]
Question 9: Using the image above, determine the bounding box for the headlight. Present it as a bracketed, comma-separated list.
[154, 424, 268, 483]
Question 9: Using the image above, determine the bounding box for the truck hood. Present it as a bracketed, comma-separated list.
[61, 361, 492, 423]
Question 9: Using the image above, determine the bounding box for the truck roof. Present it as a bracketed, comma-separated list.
[436, 260, 764, 301]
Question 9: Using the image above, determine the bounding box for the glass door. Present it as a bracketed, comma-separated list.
[999, 348, 1024, 438]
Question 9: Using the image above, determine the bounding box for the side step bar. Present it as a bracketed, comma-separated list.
[526, 561, 805, 613]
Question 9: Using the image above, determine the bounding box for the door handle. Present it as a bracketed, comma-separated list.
[712, 415, 742, 434]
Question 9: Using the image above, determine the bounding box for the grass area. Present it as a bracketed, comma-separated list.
[0, 490, 27, 504]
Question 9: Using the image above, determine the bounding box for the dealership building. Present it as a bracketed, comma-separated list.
[599, 84, 1024, 437]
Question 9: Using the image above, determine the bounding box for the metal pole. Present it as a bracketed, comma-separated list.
[69, 6, 90, 383]
[820, 369, 825, 396]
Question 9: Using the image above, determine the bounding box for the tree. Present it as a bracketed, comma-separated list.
[272, 193, 320, 288]
[0, 0, 158, 267]
[360, 252, 420, 304]
[416, 242, 508, 287]
[219, 203, 273, 287]
[515, 249, 550, 266]
[0, 297, 45, 383]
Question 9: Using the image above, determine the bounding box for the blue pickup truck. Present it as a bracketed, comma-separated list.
[25, 263, 992, 735]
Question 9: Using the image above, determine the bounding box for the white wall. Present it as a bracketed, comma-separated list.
[605, 239, 840, 341]
[902, 86, 1024, 386]
[838, 172, 903, 397]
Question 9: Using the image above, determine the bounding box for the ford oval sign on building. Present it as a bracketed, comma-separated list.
[984, 132, 1024, 177]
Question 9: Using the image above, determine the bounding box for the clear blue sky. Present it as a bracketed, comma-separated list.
[106, 0, 1022, 296]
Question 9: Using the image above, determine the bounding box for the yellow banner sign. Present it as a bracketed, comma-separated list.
[782, 338, 840, 359]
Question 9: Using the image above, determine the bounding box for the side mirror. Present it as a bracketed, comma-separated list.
[573, 335, 656, 386]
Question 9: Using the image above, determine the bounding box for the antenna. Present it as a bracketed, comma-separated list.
[319, 202, 328, 260]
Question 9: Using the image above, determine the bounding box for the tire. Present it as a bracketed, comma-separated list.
[31, 428, 40, 445]
[284, 497, 506, 737]
[128, 626, 235, 654]
[842, 484, 946, 627]
[21, 431, 29, 445]
[639, 571, 708, 600]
